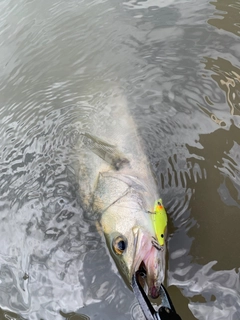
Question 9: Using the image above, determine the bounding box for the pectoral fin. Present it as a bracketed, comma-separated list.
[81, 133, 129, 170]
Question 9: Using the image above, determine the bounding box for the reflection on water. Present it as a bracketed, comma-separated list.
[187, 123, 240, 264]
[203, 57, 240, 116]
[0, 0, 240, 319]
[208, 0, 240, 37]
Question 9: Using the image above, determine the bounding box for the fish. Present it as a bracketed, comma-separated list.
[76, 87, 167, 299]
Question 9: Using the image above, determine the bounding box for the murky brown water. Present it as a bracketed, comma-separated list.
[0, 0, 240, 319]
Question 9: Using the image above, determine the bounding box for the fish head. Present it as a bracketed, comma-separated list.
[101, 200, 166, 299]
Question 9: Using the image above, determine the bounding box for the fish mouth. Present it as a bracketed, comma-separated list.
[138, 245, 164, 299]
[132, 228, 166, 299]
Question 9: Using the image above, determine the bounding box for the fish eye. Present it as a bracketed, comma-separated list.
[113, 235, 127, 255]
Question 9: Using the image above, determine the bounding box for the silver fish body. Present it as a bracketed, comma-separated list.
[76, 88, 166, 298]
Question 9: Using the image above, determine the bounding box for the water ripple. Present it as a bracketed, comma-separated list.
[0, 0, 240, 319]
[170, 262, 240, 320]
[208, 0, 240, 37]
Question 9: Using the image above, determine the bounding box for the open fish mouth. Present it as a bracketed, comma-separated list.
[140, 245, 163, 299]
[134, 260, 160, 299]
[135, 262, 159, 299]
[132, 228, 165, 299]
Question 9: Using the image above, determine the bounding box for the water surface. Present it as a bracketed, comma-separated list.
[0, 0, 240, 319]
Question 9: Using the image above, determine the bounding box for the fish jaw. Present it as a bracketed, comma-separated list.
[143, 244, 165, 298]
[131, 227, 166, 299]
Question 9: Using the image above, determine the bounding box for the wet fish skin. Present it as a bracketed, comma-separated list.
[76, 88, 166, 298]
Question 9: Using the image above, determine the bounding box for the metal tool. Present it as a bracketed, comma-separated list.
[132, 271, 182, 320]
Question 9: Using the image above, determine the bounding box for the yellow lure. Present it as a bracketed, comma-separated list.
[151, 199, 167, 246]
